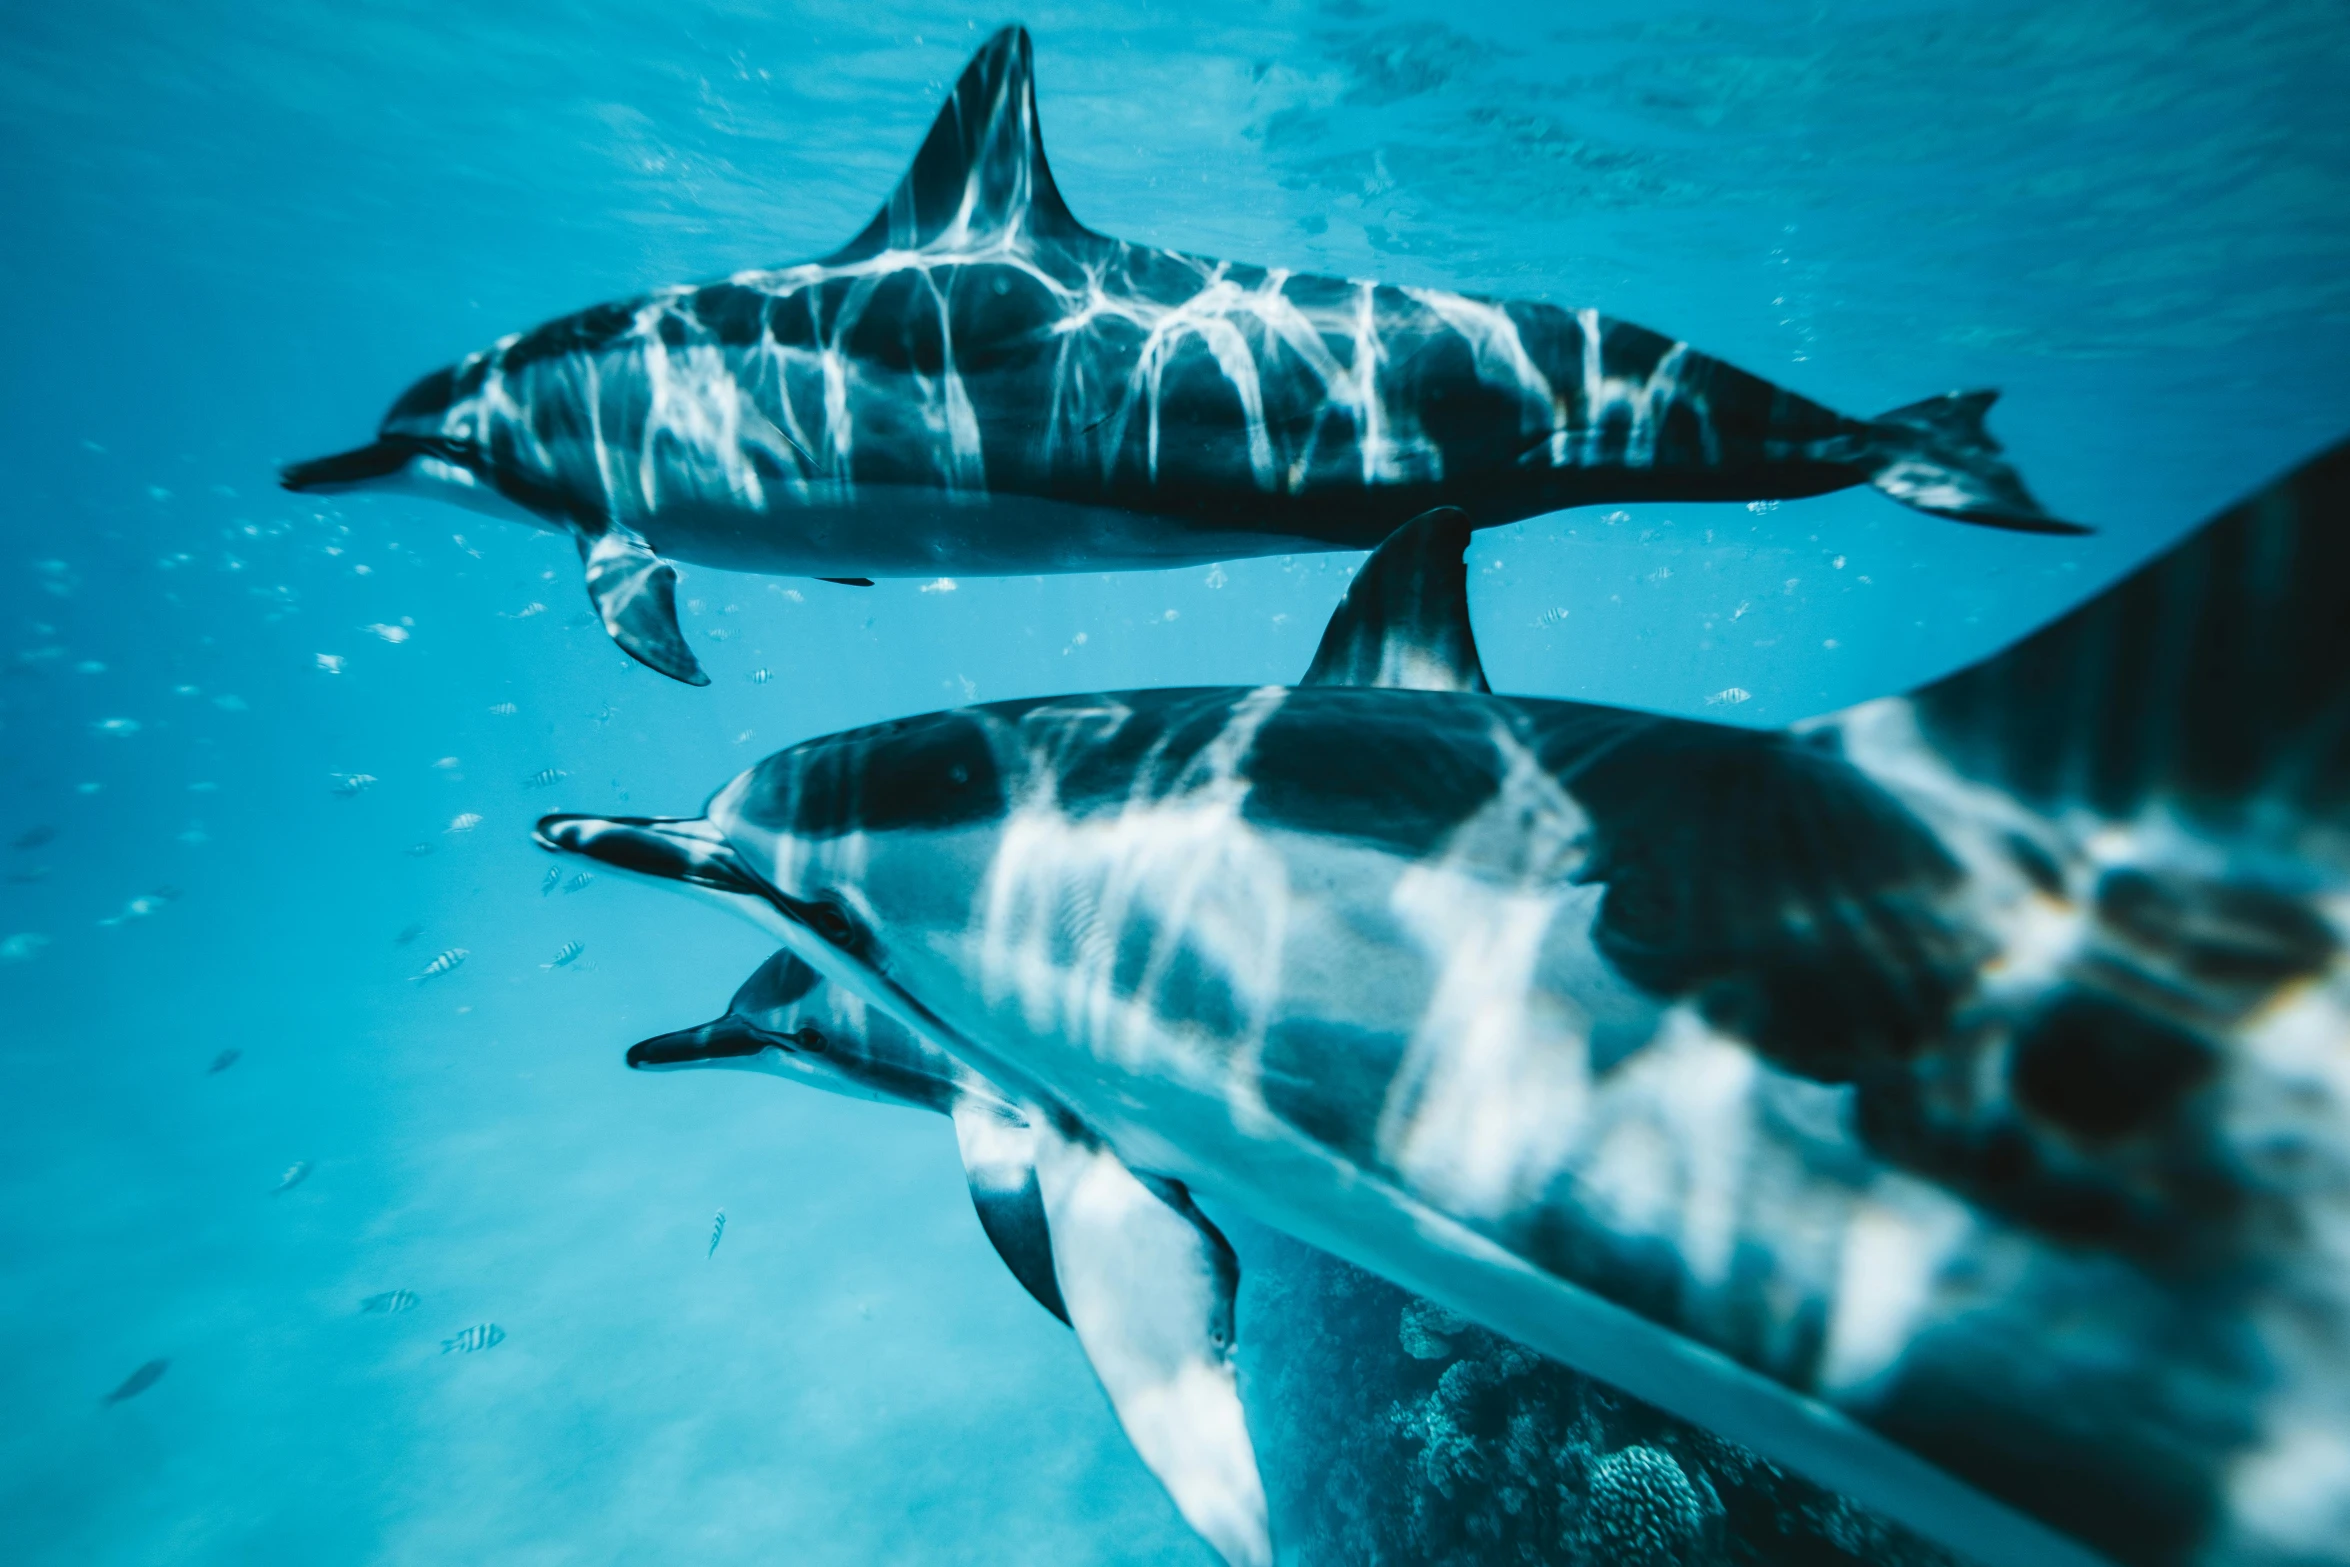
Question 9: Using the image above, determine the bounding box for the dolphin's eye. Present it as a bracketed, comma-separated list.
[792, 1025, 828, 1055]
[802, 898, 862, 950]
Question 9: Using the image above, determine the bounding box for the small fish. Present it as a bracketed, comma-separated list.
[747, 668, 772, 685]
[1535, 606, 1571, 628]
[487, 701, 518, 716]
[315, 654, 344, 674]
[540, 867, 561, 896]
[442, 1323, 505, 1354]
[12, 825, 54, 850]
[411, 948, 467, 981]
[542, 940, 584, 970]
[1705, 687, 1754, 707]
[97, 896, 164, 928]
[522, 768, 568, 789]
[329, 772, 378, 797]
[360, 1289, 420, 1315]
[563, 872, 593, 894]
[102, 1359, 168, 1404]
[207, 1048, 241, 1075]
[708, 1210, 726, 1258]
[394, 922, 425, 946]
[446, 813, 482, 833]
[508, 601, 547, 619]
[273, 1160, 311, 1194]
[364, 622, 410, 644]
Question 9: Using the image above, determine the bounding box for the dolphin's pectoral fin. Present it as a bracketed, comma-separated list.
[579, 527, 709, 686]
[1031, 1120, 1271, 1567]
[1301, 506, 1491, 693]
[949, 1101, 1069, 1325]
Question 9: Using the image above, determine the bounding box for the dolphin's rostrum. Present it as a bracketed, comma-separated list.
[288, 26, 2072, 686]
[539, 437, 2350, 1567]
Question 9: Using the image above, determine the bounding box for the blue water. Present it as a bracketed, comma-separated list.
[3, 3, 2345, 1562]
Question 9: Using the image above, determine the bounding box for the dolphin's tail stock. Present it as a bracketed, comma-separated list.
[1844, 389, 2084, 534]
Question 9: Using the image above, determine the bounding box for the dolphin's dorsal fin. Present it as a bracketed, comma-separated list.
[1300, 507, 1492, 692]
[833, 26, 1090, 260]
[1031, 1121, 1272, 1567]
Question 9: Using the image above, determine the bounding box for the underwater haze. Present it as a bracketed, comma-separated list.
[4, 2, 2348, 1564]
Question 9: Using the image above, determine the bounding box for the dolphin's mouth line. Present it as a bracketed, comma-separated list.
[280, 434, 486, 493]
[279, 437, 420, 492]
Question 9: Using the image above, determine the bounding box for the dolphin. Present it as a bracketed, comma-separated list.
[285, 26, 2073, 687]
[536, 442, 2350, 1567]
[622, 942, 1270, 1566]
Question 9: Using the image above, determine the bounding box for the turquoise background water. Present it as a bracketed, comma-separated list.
[3, 3, 2346, 1562]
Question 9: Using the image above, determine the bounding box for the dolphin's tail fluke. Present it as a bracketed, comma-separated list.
[1851, 390, 2084, 534]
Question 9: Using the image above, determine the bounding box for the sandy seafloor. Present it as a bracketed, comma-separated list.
[3, 1, 2347, 1562]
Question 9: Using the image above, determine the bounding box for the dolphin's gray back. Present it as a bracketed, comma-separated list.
[418, 27, 1865, 569]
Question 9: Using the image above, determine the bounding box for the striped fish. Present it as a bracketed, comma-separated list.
[441, 1323, 504, 1354]
[522, 767, 569, 789]
[542, 940, 584, 970]
[708, 1210, 726, 1258]
[272, 1160, 310, 1194]
[445, 813, 482, 833]
[563, 872, 593, 894]
[329, 772, 377, 797]
[540, 867, 561, 896]
[487, 701, 518, 715]
[748, 668, 773, 685]
[410, 948, 467, 981]
[360, 1289, 420, 1314]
